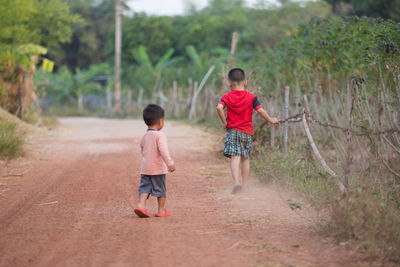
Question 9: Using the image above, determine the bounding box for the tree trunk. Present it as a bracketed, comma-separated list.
[114, 0, 122, 112]
[228, 32, 240, 70]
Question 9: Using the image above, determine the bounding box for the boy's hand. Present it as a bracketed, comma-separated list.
[168, 164, 176, 172]
[223, 122, 228, 129]
[270, 117, 279, 124]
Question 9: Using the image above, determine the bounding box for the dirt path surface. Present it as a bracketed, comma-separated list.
[0, 118, 365, 267]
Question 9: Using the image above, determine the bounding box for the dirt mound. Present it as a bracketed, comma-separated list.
[0, 107, 37, 133]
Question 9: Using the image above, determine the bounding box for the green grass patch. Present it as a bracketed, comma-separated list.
[0, 120, 24, 159]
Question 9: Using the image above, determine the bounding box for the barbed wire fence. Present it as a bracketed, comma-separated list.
[258, 79, 400, 193]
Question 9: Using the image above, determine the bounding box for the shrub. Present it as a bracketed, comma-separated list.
[0, 120, 24, 159]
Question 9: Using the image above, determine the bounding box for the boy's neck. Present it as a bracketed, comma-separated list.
[147, 126, 159, 131]
[230, 86, 245, 91]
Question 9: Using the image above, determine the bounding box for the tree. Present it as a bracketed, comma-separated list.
[0, 0, 80, 117]
[325, 0, 400, 21]
[114, 0, 122, 111]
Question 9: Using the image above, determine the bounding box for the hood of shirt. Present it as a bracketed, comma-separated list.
[224, 90, 253, 113]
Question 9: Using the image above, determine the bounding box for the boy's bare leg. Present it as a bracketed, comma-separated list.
[137, 193, 150, 209]
[157, 197, 166, 214]
[241, 157, 250, 189]
[230, 156, 242, 185]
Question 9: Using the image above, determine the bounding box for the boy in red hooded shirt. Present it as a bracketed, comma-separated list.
[217, 68, 279, 194]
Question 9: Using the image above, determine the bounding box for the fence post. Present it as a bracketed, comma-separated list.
[344, 79, 356, 188]
[106, 88, 112, 113]
[187, 78, 193, 111]
[78, 94, 83, 112]
[270, 93, 275, 148]
[127, 89, 132, 115]
[283, 86, 290, 154]
[137, 88, 143, 117]
[172, 80, 178, 118]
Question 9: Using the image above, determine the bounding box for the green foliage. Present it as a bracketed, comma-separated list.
[0, 121, 24, 159]
[35, 63, 113, 105]
[47, 0, 112, 70]
[186, 46, 201, 65]
[48, 0, 333, 74]
[326, 0, 400, 21]
[0, 0, 81, 47]
[132, 46, 152, 68]
[0, 0, 81, 114]
[155, 48, 174, 69]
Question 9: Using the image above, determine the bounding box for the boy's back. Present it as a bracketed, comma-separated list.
[219, 90, 262, 135]
[140, 130, 173, 175]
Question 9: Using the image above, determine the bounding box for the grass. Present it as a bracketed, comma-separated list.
[23, 110, 58, 128]
[252, 145, 400, 263]
[0, 120, 24, 159]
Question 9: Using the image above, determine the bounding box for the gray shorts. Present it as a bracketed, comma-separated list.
[139, 174, 166, 197]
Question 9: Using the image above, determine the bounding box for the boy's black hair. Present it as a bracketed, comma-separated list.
[143, 104, 165, 126]
[228, 68, 245, 83]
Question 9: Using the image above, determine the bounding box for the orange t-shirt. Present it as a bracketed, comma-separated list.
[140, 130, 174, 175]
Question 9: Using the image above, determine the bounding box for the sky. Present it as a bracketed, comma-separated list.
[128, 0, 278, 16]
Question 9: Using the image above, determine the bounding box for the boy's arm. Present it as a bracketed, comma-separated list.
[257, 108, 279, 124]
[158, 133, 175, 172]
[216, 103, 228, 128]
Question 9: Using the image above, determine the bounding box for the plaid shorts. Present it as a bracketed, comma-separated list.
[224, 129, 253, 158]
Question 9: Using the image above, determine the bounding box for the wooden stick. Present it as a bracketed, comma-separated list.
[302, 95, 345, 193]
[189, 65, 215, 120]
[1, 173, 25, 177]
[36, 201, 59, 206]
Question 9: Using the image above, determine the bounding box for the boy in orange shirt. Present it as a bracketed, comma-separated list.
[134, 104, 175, 218]
[217, 68, 279, 194]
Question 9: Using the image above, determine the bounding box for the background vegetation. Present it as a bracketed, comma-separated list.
[0, 0, 399, 263]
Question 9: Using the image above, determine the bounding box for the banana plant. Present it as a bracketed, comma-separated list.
[130, 45, 176, 98]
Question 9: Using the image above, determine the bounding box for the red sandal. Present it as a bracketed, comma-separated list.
[134, 207, 150, 218]
[155, 209, 170, 217]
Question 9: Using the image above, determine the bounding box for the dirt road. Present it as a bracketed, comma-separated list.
[0, 118, 363, 267]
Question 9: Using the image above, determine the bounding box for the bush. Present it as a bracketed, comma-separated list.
[0, 120, 24, 159]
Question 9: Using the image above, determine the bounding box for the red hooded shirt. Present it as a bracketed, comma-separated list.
[218, 90, 262, 136]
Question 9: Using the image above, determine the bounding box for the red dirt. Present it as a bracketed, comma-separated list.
[0, 118, 368, 267]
